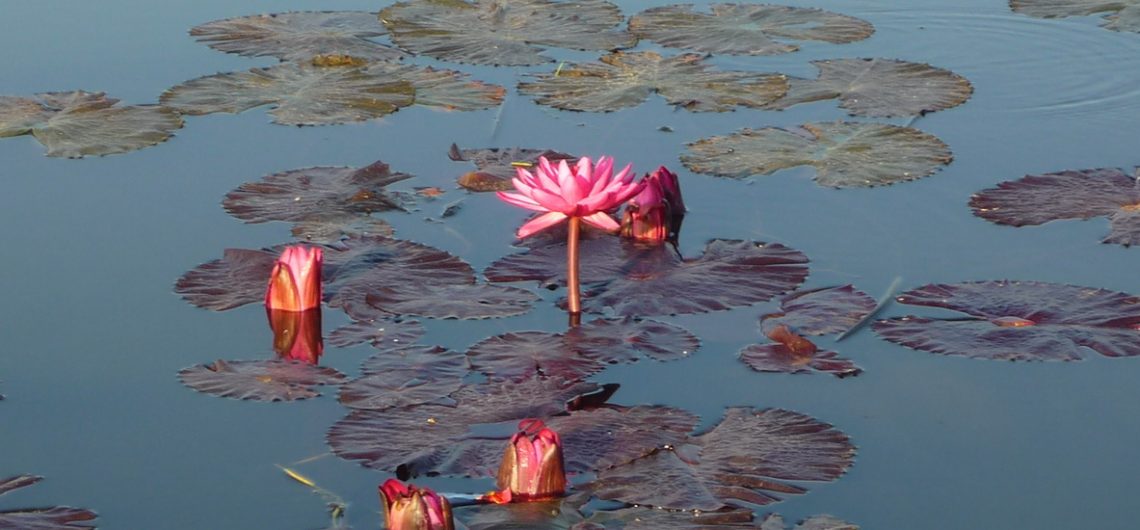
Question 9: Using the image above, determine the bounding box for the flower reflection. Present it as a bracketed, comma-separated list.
[266, 308, 323, 364]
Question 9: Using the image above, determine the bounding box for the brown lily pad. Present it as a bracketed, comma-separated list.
[190, 11, 405, 62]
[873, 281, 1140, 361]
[589, 407, 855, 510]
[761, 285, 876, 336]
[630, 4, 874, 56]
[765, 58, 974, 117]
[327, 317, 425, 348]
[1011, 0, 1140, 32]
[0, 91, 182, 158]
[450, 144, 576, 192]
[339, 345, 466, 410]
[0, 476, 97, 529]
[518, 51, 788, 113]
[379, 0, 636, 66]
[178, 359, 345, 401]
[740, 325, 862, 378]
[969, 167, 1140, 246]
[683, 122, 953, 188]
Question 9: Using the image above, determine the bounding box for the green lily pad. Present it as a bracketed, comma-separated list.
[1011, 0, 1140, 32]
[519, 51, 787, 112]
[682, 122, 952, 188]
[630, 4, 874, 56]
[190, 11, 406, 61]
[379, 0, 636, 66]
[0, 91, 182, 158]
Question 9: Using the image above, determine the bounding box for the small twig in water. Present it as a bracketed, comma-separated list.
[837, 276, 902, 342]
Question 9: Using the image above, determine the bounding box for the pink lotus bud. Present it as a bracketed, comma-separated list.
[495, 419, 567, 501]
[265, 246, 322, 311]
[650, 166, 686, 214]
[620, 166, 685, 243]
[266, 308, 323, 364]
[379, 479, 455, 530]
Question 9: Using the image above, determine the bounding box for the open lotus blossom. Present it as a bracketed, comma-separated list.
[379, 479, 454, 530]
[267, 308, 323, 364]
[265, 245, 322, 311]
[485, 419, 567, 503]
[621, 166, 686, 244]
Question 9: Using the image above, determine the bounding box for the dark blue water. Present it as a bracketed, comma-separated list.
[4, 0, 1140, 528]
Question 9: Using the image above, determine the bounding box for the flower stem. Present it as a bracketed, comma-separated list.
[566, 216, 581, 319]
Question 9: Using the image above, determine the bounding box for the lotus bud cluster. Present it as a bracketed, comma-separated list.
[265, 245, 322, 311]
[492, 419, 567, 502]
[379, 479, 454, 530]
[620, 166, 686, 244]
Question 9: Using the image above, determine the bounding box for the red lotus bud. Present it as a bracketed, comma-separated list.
[265, 246, 322, 311]
[494, 419, 566, 501]
[379, 479, 454, 530]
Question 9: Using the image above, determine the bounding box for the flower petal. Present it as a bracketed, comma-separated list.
[580, 211, 620, 232]
[517, 211, 568, 238]
[497, 191, 550, 212]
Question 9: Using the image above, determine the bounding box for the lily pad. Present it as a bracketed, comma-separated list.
[761, 285, 876, 336]
[684, 122, 952, 188]
[290, 213, 396, 243]
[872, 281, 1140, 361]
[765, 58, 973, 117]
[486, 238, 809, 316]
[568, 317, 701, 363]
[589, 407, 855, 510]
[1010, 0, 1140, 32]
[0, 476, 41, 496]
[327, 317, 425, 348]
[0, 476, 97, 529]
[344, 284, 538, 320]
[630, 4, 874, 56]
[178, 359, 346, 401]
[339, 345, 466, 410]
[379, 0, 636, 66]
[969, 168, 1140, 246]
[450, 144, 576, 192]
[740, 325, 862, 377]
[0, 91, 182, 157]
[518, 51, 788, 113]
[190, 11, 405, 62]
[375, 63, 506, 111]
[760, 514, 859, 530]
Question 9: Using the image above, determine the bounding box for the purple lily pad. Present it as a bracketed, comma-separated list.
[175, 248, 278, 311]
[969, 168, 1140, 246]
[327, 317, 425, 348]
[289, 213, 396, 244]
[0, 476, 41, 497]
[190, 11, 405, 62]
[873, 281, 1140, 361]
[487, 238, 808, 316]
[346, 284, 538, 320]
[0, 476, 98, 529]
[740, 325, 862, 377]
[449, 144, 576, 192]
[178, 359, 345, 401]
[339, 345, 466, 410]
[589, 407, 855, 510]
[567, 317, 701, 363]
[1011, 0, 1140, 32]
[761, 285, 876, 337]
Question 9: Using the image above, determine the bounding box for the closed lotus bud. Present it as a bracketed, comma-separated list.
[651, 165, 686, 215]
[379, 479, 454, 530]
[620, 166, 685, 244]
[495, 419, 566, 501]
[267, 308, 323, 364]
[265, 245, 322, 311]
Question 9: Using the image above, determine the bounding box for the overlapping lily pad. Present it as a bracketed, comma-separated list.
[740, 325, 861, 377]
[764, 58, 973, 117]
[190, 11, 405, 62]
[629, 4, 874, 56]
[486, 238, 809, 316]
[290, 213, 396, 243]
[0, 91, 182, 157]
[345, 284, 538, 320]
[339, 345, 466, 410]
[588, 407, 855, 510]
[761, 285, 876, 336]
[378, 0, 636, 66]
[327, 317, 425, 348]
[969, 168, 1140, 246]
[178, 359, 345, 401]
[682, 122, 953, 188]
[518, 51, 788, 112]
[873, 281, 1140, 361]
[450, 144, 576, 192]
[1010, 0, 1140, 32]
[0, 475, 98, 529]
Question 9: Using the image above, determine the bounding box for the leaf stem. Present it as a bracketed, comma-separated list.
[567, 216, 582, 319]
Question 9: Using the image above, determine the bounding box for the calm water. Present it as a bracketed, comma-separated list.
[3, 0, 1140, 528]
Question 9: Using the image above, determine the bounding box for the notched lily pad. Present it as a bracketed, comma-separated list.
[740, 325, 862, 377]
[190, 11, 405, 62]
[873, 281, 1140, 361]
[1011, 0, 1140, 32]
[589, 407, 855, 510]
[450, 144, 576, 192]
[0, 91, 182, 157]
[178, 359, 345, 401]
[970, 167, 1140, 246]
[683, 122, 952, 188]
[765, 58, 973, 117]
[339, 345, 466, 410]
[519, 51, 787, 113]
[327, 317, 425, 348]
[0, 476, 97, 529]
[630, 4, 874, 56]
[379, 0, 636, 66]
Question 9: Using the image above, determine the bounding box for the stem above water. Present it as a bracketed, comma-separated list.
[566, 216, 581, 320]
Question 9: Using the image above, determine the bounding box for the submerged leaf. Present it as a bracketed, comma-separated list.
[0, 91, 182, 157]
[190, 11, 405, 61]
[765, 58, 973, 117]
[178, 359, 345, 401]
[450, 144, 576, 192]
[339, 345, 466, 410]
[683, 122, 952, 188]
[519, 51, 787, 112]
[1011, 0, 1140, 32]
[379, 0, 635, 66]
[630, 4, 873, 56]
[873, 281, 1140, 361]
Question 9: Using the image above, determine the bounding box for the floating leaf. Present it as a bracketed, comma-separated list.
[0, 476, 41, 497]
[327, 317, 425, 348]
[290, 213, 396, 243]
[874, 281, 1140, 361]
[1011, 0, 1140, 32]
[190, 11, 405, 62]
[761, 285, 876, 336]
[344, 284, 538, 320]
[969, 168, 1140, 246]
[630, 4, 873, 56]
[487, 238, 809, 316]
[0, 91, 182, 158]
[376, 63, 506, 111]
[175, 248, 278, 311]
[740, 325, 861, 377]
[0, 507, 99, 529]
[379, 0, 635, 66]
[589, 407, 854, 510]
[519, 51, 787, 113]
[547, 405, 699, 472]
[450, 144, 576, 192]
[683, 122, 952, 188]
[178, 359, 345, 401]
[567, 317, 700, 363]
[458, 498, 591, 530]
[339, 345, 466, 410]
[765, 58, 973, 117]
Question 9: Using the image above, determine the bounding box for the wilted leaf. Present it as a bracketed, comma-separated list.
[190, 11, 405, 62]
[873, 281, 1140, 361]
[178, 359, 345, 401]
[969, 167, 1140, 246]
[450, 144, 576, 192]
[765, 58, 973, 117]
[0, 507, 99, 529]
[327, 317, 425, 348]
[630, 4, 873, 56]
[0, 476, 41, 497]
[343, 284, 538, 320]
[761, 285, 876, 336]
[339, 345, 466, 410]
[1011, 0, 1140, 32]
[589, 407, 855, 510]
[683, 122, 952, 188]
[379, 0, 635, 66]
[519, 51, 787, 113]
[0, 91, 182, 158]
